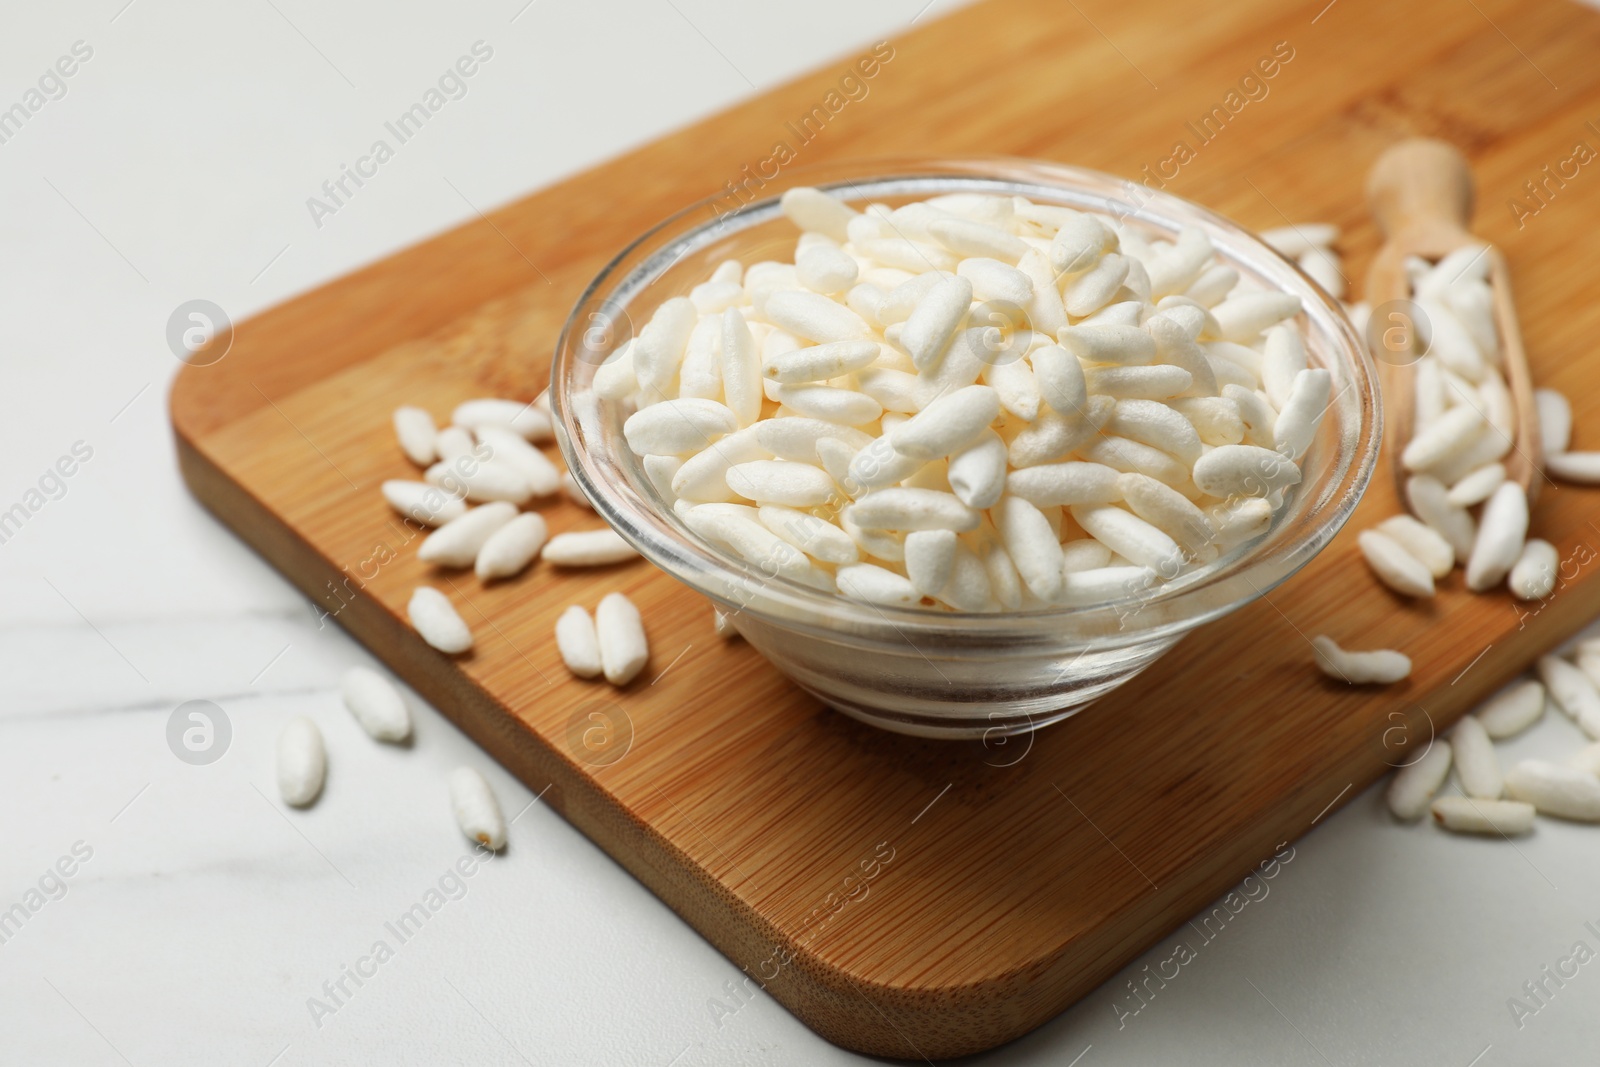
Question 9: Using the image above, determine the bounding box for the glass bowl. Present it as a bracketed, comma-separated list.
[551, 157, 1380, 739]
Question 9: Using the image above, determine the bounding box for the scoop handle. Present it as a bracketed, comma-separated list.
[1366, 138, 1475, 243]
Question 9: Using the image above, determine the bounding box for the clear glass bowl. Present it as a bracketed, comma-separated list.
[552, 157, 1380, 739]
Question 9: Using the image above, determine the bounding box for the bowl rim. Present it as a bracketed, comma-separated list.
[551, 155, 1381, 648]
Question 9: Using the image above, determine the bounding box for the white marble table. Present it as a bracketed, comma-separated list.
[3, 2, 1598, 1063]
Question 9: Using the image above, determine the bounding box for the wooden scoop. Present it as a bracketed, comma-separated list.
[1364, 137, 1542, 504]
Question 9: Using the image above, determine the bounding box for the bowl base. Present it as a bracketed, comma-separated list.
[814, 688, 1092, 739]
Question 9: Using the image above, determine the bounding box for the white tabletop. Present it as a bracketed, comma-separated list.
[4, 2, 1598, 1063]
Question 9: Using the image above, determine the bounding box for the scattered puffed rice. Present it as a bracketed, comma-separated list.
[1374, 515, 1454, 578]
[1312, 635, 1411, 685]
[452, 397, 553, 441]
[1450, 716, 1502, 799]
[277, 717, 327, 807]
[448, 767, 507, 849]
[341, 666, 412, 743]
[555, 605, 602, 679]
[475, 513, 548, 581]
[1387, 740, 1452, 821]
[439, 456, 535, 505]
[543, 529, 639, 566]
[1545, 451, 1600, 483]
[418, 502, 518, 569]
[1537, 655, 1600, 739]
[393, 406, 438, 466]
[1508, 538, 1558, 600]
[1505, 759, 1600, 822]
[408, 587, 473, 654]
[1475, 679, 1545, 739]
[476, 425, 562, 497]
[1430, 796, 1534, 836]
[383, 480, 466, 527]
[596, 592, 649, 686]
[1357, 530, 1434, 598]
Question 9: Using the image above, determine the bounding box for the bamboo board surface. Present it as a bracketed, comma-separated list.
[170, 0, 1600, 1056]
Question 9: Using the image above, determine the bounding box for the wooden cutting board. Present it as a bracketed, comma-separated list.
[170, 0, 1600, 1056]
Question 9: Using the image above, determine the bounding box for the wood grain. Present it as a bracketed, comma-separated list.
[170, 0, 1600, 1056]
